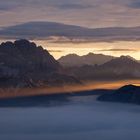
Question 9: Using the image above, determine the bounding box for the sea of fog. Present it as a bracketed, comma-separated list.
[0, 94, 140, 140]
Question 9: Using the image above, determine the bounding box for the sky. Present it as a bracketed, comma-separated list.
[0, 0, 140, 60]
[0, 0, 140, 28]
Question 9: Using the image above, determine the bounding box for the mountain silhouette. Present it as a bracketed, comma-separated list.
[0, 39, 80, 88]
[58, 53, 115, 67]
[98, 85, 140, 104]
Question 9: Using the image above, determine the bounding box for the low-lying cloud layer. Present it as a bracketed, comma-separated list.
[0, 95, 140, 140]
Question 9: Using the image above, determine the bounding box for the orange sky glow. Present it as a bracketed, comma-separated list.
[0, 39, 140, 60]
[35, 40, 140, 60]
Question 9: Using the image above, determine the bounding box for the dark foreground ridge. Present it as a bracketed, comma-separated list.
[98, 85, 140, 104]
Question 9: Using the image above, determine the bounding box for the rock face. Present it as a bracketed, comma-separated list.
[0, 39, 79, 88]
[98, 85, 140, 104]
[0, 40, 60, 71]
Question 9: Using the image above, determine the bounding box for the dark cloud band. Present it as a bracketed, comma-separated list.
[128, 0, 140, 8]
[56, 4, 94, 10]
[98, 49, 137, 52]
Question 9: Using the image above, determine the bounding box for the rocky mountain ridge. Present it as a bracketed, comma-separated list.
[0, 39, 80, 88]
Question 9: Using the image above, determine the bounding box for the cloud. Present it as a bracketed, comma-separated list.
[0, 1, 23, 11]
[98, 49, 137, 52]
[0, 0, 139, 28]
[0, 5, 12, 11]
[48, 50, 63, 53]
[128, 0, 140, 8]
[56, 4, 94, 10]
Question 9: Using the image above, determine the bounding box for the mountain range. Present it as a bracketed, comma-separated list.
[58, 53, 115, 67]
[66, 55, 140, 80]
[0, 21, 140, 42]
[0, 39, 140, 88]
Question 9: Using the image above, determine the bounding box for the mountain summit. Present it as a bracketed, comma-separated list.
[0, 39, 79, 88]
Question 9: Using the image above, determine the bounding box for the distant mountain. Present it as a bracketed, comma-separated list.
[58, 53, 115, 67]
[0, 21, 140, 41]
[0, 39, 80, 88]
[98, 85, 140, 104]
[67, 55, 140, 80]
[101, 55, 138, 68]
[100, 55, 140, 77]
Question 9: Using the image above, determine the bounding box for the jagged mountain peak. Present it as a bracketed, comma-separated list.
[0, 39, 81, 88]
